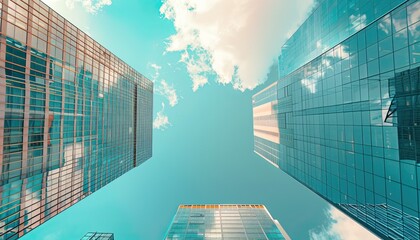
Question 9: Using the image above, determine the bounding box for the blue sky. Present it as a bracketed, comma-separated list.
[21, 0, 378, 239]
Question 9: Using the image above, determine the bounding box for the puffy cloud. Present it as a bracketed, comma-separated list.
[156, 80, 179, 107]
[160, 0, 314, 91]
[65, 0, 112, 13]
[181, 50, 212, 92]
[309, 206, 378, 240]
[153, 103, 171, 130]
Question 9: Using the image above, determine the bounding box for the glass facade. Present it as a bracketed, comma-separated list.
[253, 82, 280, 168]
[278, 0, 407, 78]
[165, 204, 290, 240]
[0, 0, 153, 239]
[81, 232, 114, 240]
[254, 0, 420, 239]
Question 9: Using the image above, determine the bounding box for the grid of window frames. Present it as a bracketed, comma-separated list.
[81, 232, 114, 240]
[253, 82, 281, 167]
[166, 205, 289, 240]
[0, 0, 153, 239]
[278, 0, 407, 79]
[262, 0, 419, 239]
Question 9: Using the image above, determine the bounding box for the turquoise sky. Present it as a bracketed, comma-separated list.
[20, 0, 377, 239]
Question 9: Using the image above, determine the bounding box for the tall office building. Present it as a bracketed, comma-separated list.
[253, 0, 420, 239]
[81, 232, 114, 240]
[0, 0, 153, 239]
[165, 204, 290, 240]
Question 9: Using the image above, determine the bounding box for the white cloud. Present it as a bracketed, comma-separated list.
[148, 63, 179, 107]
[65, 0, 112, 13]
[156, 80, 179, 107]
[41, 0, 91, 32]
[160, 0, 314, 91]
[148, 63, 162, 82]
[301, 78, 317, 94]
[153, 103, 171, 130]
[181, 49, 212, 92]
[350, 14, 367, 32]
[148, 64, 178, 129]
[309, 206, 379, 240]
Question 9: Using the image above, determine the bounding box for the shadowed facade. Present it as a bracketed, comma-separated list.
[253, 0, 420, 239]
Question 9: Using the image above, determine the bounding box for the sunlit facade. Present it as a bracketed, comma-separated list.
[165, 204, 290, 240]
[253, 82, 281, 168]
[0, 0, 153, 239]
[253, 0, 420, 239]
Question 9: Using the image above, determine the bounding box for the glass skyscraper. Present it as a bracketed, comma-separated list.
[0, 0, 153, 239]
[81, 232, 114, 240]
[253, 0, 420, 239]
[165, 204, 290, 240]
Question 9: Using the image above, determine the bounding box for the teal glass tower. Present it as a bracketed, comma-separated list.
[0, 0, 153, 239]
[165, 204, 290, 240]
[253, 0, 420, 239]
[81, 232, 114, 240]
